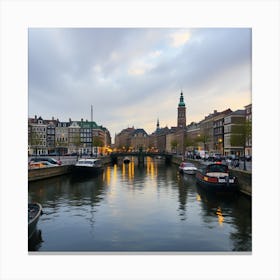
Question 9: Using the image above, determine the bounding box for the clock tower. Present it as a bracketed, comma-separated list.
[177, 91, 186, 128]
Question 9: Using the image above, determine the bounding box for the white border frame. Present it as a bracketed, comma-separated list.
[1, 1, 279, 279]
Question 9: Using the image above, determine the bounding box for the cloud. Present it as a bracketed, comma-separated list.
[28, 28, 251, 140]
[149, 50, 163, 58]
[128, 61, 154, 76]
[169, 30, 191, 47]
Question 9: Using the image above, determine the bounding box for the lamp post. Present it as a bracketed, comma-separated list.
[218, 138, 223, 155]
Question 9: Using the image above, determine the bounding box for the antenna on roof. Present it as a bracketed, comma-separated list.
[91, 105, 93, 123]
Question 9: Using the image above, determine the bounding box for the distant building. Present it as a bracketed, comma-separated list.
[114, 127, 135, 151]
[28, 114, 111, 156]
[45, 117, 58, 154]
[68, 121, 81, 154]
[244, 104, 252, 156]
[224, 110, 246, 156]
[56, 121, 70, 155]
[78, 119, 94, 155]
[28, 115, 47, 155]
[114, 127, 148, 152]
[185, 122, 200, 152]
[130, 128, 149, 151]
[198, 109, 232, 153]
[177, 91, 186, 128]
[149, 119, 170, 153]
[213, 109, 232, 154]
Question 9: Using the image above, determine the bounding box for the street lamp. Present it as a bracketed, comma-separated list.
[218, 138, 223, 154]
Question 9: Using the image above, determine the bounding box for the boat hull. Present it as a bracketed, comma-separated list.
[28, 203, 42, 240]
[195, 172, 238, 193]
[183, 169, 196, 175]
[73, 166, 103, 176]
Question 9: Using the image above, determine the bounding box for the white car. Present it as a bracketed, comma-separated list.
[179, 162, 197, 175]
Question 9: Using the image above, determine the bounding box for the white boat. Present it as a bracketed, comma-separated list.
[74, 158, 103, 175]
[179, 162, 197, 175]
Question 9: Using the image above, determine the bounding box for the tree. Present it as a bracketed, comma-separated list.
[195, 133, 209, 151]
[184, 138, 195, 151]
[230, 120, 252, 170]
[93, 136, 103, 147]
[92, 136, 104, 155]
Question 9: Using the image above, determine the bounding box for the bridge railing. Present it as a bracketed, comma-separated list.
[110, 151, 172, 156]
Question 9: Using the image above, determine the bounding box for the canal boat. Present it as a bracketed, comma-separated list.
[28, 202, 42, 240]
[179, 162, 197, 175]
[123, 157, 130, 164]
[74, 158, 103, 175]
[195, 163, 238, 193]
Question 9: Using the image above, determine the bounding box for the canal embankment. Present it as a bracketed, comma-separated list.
[28, 165, 73, 182]
[28, 156, 112, 182]
[172, 156, 252, 197]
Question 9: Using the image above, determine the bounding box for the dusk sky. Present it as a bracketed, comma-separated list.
[28, 28, 251, 140]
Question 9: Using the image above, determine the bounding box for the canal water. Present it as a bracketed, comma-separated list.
[28, 157, 252, 252]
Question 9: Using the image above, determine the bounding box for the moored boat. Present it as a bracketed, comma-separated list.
[74, 158, 103, 175]
[179, 162, 197, 175]
[28, 203, 42, 240]
[123, 157, 130, 164]
[195, 163, 238, 193]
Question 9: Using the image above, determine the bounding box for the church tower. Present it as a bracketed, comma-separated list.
[177, 91, 186, 128]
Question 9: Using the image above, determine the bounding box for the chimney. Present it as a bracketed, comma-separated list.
[69, 118, 71, 123]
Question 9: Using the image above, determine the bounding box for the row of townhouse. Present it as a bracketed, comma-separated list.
[28, 115, 111, 156]
[186, 106, 252, 156]
[114, 104, 252, 157]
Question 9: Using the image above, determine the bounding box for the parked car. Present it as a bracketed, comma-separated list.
[29, 161, 58, 169]
[29, 157, 62, 165]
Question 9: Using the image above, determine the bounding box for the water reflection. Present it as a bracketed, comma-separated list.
[28, 229, 43, 251]
[195, 184, 251, 251]
[28, 157, 251, 252]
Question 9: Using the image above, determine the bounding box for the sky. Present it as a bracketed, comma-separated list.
[28, 28, 251, 141]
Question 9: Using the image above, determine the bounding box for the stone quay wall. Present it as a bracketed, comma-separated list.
[28, 165, 73, 182]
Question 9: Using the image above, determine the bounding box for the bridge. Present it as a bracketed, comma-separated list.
[110, 151, 173, 165]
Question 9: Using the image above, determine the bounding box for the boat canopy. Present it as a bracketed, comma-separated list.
[206, 164, 228, 173]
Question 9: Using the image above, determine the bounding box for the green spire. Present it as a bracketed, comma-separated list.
[178, 91, 185, 107]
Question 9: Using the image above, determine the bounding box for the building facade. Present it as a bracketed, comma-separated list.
[114, 127, 135, 151]
[213, 109, 232, 154]
[224, 110, 246, 156]
[28, 115, 111, 156]
[56, 121, 69, 155]
[130, 128, 149, 151]
[28, 116, 47, 155]
[244, 104, 252, 156]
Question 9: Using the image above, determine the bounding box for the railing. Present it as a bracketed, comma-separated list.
[110, 151, 171, 157]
